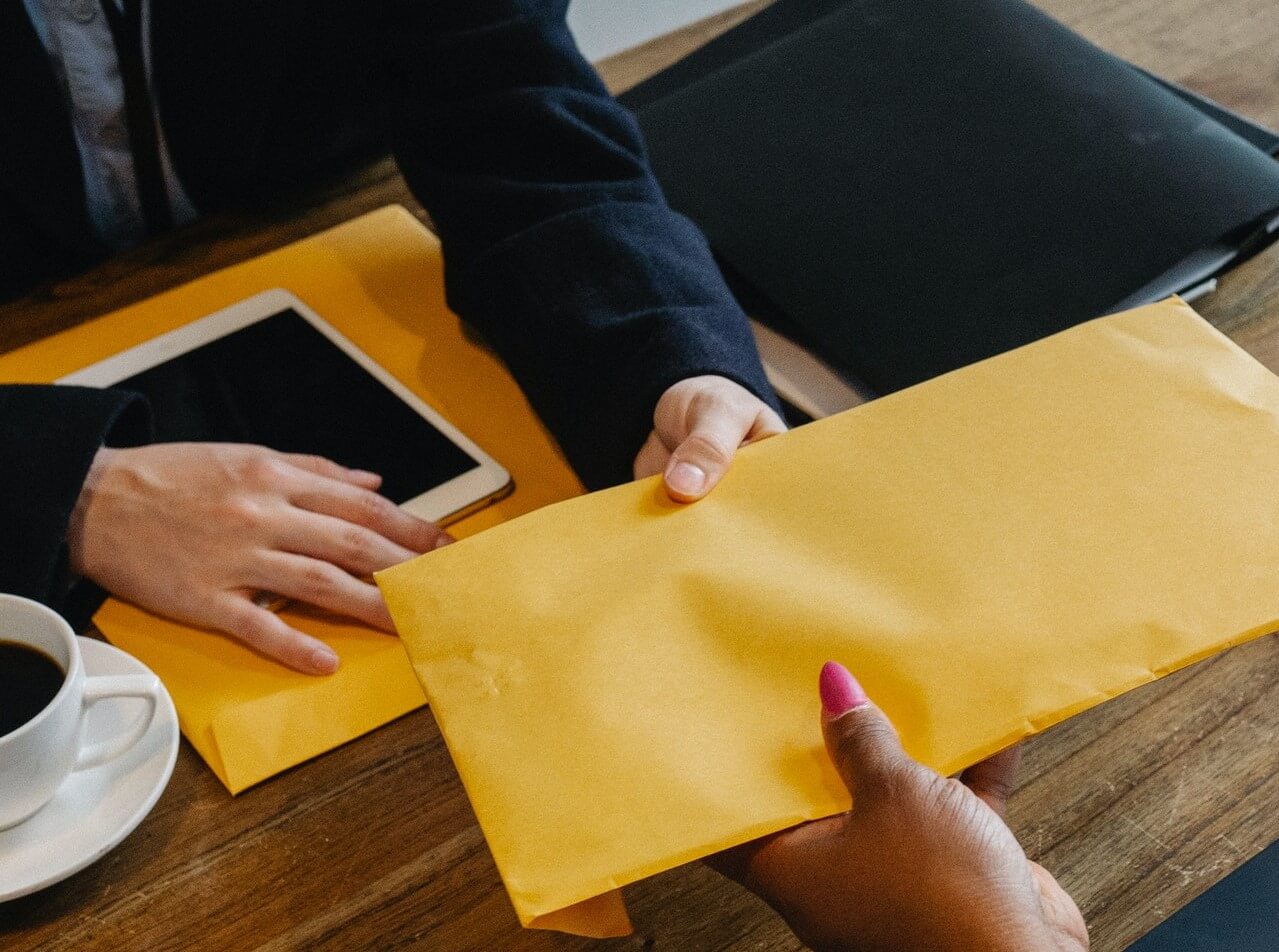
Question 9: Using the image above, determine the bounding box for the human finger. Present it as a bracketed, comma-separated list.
[745, 402, 787, 442]
[819, 660, 910, 804]
[286, 474, 449, 554]
[959, 744, 1022, 818]
[661, 383, 786, 501]
[277, 452, 383, 490]
[662, 400, 753, 501]
[273, 509, 419, 576]
[633, 430, 672, 480]
[214, 594, 341, 675]
[253, 552, 395, 632]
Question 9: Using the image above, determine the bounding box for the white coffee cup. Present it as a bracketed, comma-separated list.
[0, 594, 161, 830]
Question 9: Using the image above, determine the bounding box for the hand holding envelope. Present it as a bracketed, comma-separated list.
[725, 661, 1089, 952]
[378, 297, 1279, 936]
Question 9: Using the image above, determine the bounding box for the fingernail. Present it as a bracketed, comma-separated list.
[310, 645, 340, 674]
[433, 533, 455, 550]
[667, 461, 707, 496]
[820, 661, 869, 718]
[352, 469, 381, 483]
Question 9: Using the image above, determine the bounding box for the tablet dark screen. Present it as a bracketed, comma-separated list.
[113, 309, 479, 503]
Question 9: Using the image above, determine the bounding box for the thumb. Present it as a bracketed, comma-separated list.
[664, 414, 746, 502]
[819, 661, 909, 804]
[655, 376, 786, 502]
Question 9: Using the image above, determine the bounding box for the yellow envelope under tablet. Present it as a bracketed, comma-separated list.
[378, 298, 1279, 936]
[0, 206, 584, 794]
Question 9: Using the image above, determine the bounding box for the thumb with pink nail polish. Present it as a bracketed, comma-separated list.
[708, 660, 1088, 951]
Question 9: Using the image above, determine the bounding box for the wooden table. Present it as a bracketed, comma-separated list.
[2, 2, 1277, 949]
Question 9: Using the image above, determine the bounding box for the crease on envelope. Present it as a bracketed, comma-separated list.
[0, 206, 584, 795]
[378, 297, 1279, 935]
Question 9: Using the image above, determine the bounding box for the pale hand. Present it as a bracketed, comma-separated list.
[67, 443, 450, 675]
[717, 661, 1089, 952]
[635, 375, 787, 501]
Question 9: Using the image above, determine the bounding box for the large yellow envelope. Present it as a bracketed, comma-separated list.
[0, 206, 583, 793]
[378, 297, 1279, 936]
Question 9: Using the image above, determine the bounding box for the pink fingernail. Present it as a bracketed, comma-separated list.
[820, 661, 868, 718]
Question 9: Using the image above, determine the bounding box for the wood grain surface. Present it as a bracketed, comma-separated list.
[3, 2, 1278, 950]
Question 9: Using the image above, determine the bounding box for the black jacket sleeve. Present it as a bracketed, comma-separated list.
[381, 0, 779, 489]
[0, 385, 151, 629]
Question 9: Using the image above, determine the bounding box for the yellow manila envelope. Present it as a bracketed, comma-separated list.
[378, 297, 1279, 936]
[0, 206, 583, 793]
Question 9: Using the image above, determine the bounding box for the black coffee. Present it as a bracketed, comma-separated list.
[0, 641, 65, 738]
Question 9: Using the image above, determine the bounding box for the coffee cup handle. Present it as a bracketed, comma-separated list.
[75, 675, 162, 770]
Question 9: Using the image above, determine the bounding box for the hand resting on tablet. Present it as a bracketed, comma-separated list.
[66, 442, 450, 675]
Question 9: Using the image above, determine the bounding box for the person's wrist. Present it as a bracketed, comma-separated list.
[67, 445, 117, 577]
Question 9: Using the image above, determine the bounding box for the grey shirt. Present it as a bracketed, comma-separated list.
[23, 0, 196, 250]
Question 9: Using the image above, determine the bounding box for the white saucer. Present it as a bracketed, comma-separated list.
[0, 637, 179, 902]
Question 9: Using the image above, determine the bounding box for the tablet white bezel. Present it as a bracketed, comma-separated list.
[59, 288, 512, 525]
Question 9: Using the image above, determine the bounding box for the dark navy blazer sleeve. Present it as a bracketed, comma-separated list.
[0, 385, 151, 629]
[382, 0, 779, 489]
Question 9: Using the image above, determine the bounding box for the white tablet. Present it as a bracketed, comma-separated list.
[60, 289, 512, 525]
